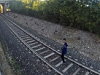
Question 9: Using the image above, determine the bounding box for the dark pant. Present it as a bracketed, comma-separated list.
[61, 54, 65, 63]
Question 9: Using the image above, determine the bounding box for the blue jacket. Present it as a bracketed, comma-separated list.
[61, 43, 68, 55]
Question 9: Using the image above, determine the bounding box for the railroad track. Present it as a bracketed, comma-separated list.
[0, 14, 100, 75]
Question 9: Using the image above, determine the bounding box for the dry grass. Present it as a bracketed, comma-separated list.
[0, 43, 14, 75]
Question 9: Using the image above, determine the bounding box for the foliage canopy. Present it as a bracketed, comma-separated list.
[10, 0, 100, 35]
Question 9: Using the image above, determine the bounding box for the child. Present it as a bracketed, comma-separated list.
[61, 38, 68, 63]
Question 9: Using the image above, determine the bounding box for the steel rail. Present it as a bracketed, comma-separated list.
[1, 14, 100, 75]
[1, 15, 63, 75]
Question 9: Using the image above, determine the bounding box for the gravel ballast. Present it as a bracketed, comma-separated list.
[0, 17, 59, 75]
[6, 12, 100, 61]
[4, 12, 100, 72]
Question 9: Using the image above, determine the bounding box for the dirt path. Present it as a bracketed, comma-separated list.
[0, 42, 14, 75]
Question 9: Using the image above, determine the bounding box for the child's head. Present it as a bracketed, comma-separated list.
[63, 38, 66, 40]
[63, 38, 66, 42]
[63, 38, 68, 46]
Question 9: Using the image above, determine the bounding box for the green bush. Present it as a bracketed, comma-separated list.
[9, 0, 100, 35]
